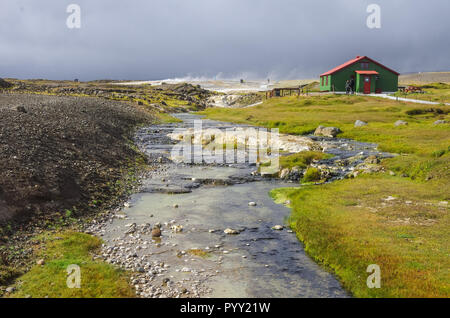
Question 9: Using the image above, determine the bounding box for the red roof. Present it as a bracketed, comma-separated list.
[355, 70, 379, 75]
[320, 56, 399, 76]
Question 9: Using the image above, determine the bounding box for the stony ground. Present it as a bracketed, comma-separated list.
[0, 93, 153, 225]
[0, 93, 158, 284]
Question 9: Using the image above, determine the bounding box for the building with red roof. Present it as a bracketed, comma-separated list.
[319, 56, 399, 94]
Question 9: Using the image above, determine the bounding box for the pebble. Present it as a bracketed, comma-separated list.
[248, 202, 257, 206]
[224, 228, 240, 235]
[271, 225, 284, 230]
[171, 225, 183, 233]
[5, 287, 15, 293]
[151, 227, 162, 238]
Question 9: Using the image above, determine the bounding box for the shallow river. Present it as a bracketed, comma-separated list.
[97, 113, 391, 298]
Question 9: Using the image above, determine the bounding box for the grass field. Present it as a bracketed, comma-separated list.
[394, 82, 450, 103]
[7, 231, 134, 298]
[199, 93, 450, 297]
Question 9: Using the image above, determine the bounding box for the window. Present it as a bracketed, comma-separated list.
[322, 76, 324, 85]
[361, 62, 369, 69]
[326, 76, 328, 85]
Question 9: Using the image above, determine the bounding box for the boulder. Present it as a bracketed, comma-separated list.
[289, 166, 303, 181]
[271, 225, 284, 230]
[5, 287, 15, 293]
[364, 155, 380, 164]
[354, 120, 368, 127]
[433, 120, 448, 125]
[279, 168, 290, 179]
[394, 120, 408, 126]
[314, 125, 341, 138]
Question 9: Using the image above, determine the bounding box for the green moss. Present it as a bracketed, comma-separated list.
[0, 266, 23, 286]
[271, 174, 450, 298]
[154, 112, 183, 123]
[279, 151, 332, 170]
[187, 249, 211, 258]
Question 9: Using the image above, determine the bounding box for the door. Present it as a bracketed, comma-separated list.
[363, 76, 371, 94]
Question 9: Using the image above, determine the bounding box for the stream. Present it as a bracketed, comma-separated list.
[88, 113, 392, 298]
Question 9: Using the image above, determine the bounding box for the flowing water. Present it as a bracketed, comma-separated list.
[98, 113, 392, 298]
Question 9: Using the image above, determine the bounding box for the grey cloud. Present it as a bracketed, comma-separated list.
[0, 0, 449, 80]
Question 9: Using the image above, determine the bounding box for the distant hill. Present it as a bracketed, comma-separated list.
[399, 72, 450, 84]
[270, 79, 317, 89]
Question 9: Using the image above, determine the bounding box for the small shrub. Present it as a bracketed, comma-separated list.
[302, 167, 321, 183]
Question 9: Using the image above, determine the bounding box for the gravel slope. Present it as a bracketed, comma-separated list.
[0, 93, 153, 225]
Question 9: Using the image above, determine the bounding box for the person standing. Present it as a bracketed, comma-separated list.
[349, 77, 355, 94]
[345, 80, 351, 95]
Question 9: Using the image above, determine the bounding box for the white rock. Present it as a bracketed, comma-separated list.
[224, 228, 240, 235]
[171, 225, 183, 233]
[354, 120, 368, 127]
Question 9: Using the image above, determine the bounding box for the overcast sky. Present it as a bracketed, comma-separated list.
[0, 0, 449, 81]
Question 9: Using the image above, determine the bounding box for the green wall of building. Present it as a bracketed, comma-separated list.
[320, 58, 398, 93]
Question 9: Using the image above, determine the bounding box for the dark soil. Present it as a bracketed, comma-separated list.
[0, 93, 153, 226]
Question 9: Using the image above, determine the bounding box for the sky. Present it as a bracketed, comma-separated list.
[0, 0, 449, 81]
